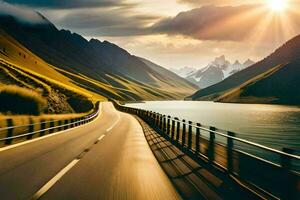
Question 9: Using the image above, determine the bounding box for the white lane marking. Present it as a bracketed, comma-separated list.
[98, 135, 105, 141]
[32, 127, 108, 199]
[106, 113, 121, 132]
[0, 104, 103, 153]
[31, 159, 80, 200]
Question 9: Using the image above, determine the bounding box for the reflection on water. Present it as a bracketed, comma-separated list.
[126, 101, 300, 152]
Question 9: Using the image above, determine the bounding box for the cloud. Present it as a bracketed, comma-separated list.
[177, 0, 261, 6]
[151, 5, 270, 41]
[45, 7, 158, 37]
[0, 1, 45, 23]
[2, 0, 130, 9]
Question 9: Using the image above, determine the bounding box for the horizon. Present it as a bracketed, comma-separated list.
[1, 0, 300, 69]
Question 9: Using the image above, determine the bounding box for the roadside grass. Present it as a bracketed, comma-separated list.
[0, 31, 106, 102]
[0, 112, 87, 147]
[0, 113, 85, 128]
[0, 85, 47, 115]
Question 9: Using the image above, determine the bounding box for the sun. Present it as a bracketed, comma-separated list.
[267, 0, 287, 12]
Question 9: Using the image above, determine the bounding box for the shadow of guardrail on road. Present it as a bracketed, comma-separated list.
[136, 116, 259, 200]
[113, 101, 300, 200]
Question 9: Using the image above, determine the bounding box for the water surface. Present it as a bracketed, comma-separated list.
[126, 101, 300, 152]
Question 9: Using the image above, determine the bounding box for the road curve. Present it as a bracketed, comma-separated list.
[0, 102, 181, 200]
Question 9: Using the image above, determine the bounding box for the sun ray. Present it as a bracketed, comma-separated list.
[268, 0, 287, 12]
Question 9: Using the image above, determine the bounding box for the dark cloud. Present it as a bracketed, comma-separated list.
[0, 1, 46, 23]
[3, 0, 129, 9]
[151, 5, 265, 41]
[52, 8, 158, 37]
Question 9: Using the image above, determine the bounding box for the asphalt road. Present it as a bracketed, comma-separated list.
[0, 102, 181, 200]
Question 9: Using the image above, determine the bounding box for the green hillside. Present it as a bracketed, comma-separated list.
[216, 61, 300, 105]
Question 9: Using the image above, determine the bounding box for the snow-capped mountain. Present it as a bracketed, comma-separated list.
[186, 56, 255, 88]
[170, 67, 196, 78]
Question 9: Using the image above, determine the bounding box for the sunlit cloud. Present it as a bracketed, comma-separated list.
[151, 3, 300, 43]
[1, 0, 300, 69]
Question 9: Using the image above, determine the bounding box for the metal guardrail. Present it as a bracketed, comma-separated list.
[0, 102, 100, 145]
[115, 103, 300, 200]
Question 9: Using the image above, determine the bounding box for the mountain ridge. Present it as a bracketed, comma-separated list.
[0, 12, 197, 100]
[185, 55, 254, 88]
[190, 34, 300, 104]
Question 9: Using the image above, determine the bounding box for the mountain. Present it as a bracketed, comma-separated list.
[244, 59, 255, 67]
[0, 30, 103, 113]
[186, 55, 254, 88]
[171, 67, 196, 78]
[137, 57, 199, 95]
[216, 61, 300, 104]
[186, 66, 224, 89]
[190, 34, 300, 103]
[0, 13, 198, 101]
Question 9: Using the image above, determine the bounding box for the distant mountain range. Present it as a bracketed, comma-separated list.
[186, 56, 255, 88]
[172, 56, 254, 88]
[0, 13, 198, 101]
[170, 67, 196, 78]
[190, 34, 300, 105]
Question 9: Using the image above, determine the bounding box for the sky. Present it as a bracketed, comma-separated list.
[2, 0, 300, 69]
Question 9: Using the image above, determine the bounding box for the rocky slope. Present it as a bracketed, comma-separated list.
[186, 55, 254, 88]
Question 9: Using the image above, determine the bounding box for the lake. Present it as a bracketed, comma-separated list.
[126, 101, 300, 153]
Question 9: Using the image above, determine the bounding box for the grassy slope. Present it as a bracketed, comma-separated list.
[0, 31, 106, 102]
[137, 57, 198, 95]
[216, 62, 300, 104]
[0, 15, 197, 100]
[0, 30, 192, 104]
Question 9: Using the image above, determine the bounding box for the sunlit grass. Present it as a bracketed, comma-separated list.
[0, 85, 47, 115]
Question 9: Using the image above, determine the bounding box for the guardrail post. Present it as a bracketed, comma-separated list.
[49, 121, 55, 133]
[40, 120, 46, 136]
[281, 148, 294, 200]
[227, 131, 235, 173]
[5, 119, 13, 145]
[176, 118, 180, 142]
[163, 115, 167, 133]
[159, 115, 163, 130]
[58, 120, 62, 131]
[188, 121, 192, 149]
[64, 119, 69, 130]
[71, 119, 75, 128]
[208, 127, 216, 164]
[171, 119, 175, 140]
[154, 113, 157, 126]
[281, 148, 293, 170]
[146, 111, 150, 122]
[148, 111, 152, 124]
[196, 123, 201, 153]
[26, 118, 34, 140]
[157, 115, 160, 129]
[151, 112, 155, 125]
[167, 116, 171, 136]
[182, 120, 186, 147]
